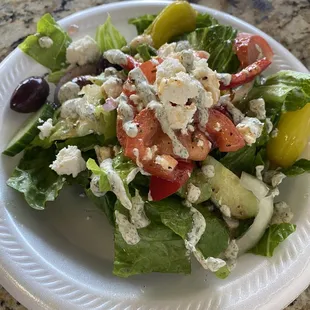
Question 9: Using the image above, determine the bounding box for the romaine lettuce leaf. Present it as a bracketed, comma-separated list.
[19, 14, 71, 71]
[7, 147, 66, 210]
[128, 14, 157, 35]
[47, 69, 67, 84]
[247, 70, 310, 115]
[85, 189, 116, 226]
[150, 197, 229, 259]
[113, 200, 191, 277]
[86, 159, 110, 192]
[196, 13, 218, 28]
[187, 25, 240, 73]
[282, 159, 310, 176]
[136, 44, 157, 61]
[96, 15, 127, 52]
[249, 223, 296, 257]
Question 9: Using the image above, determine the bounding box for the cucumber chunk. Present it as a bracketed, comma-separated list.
[203, 156, 259, 219]
[3, 103, 55, 157]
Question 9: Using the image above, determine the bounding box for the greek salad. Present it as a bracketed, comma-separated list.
[3, 1, 310, 278]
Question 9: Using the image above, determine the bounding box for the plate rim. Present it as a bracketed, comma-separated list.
[0, 1, 309, 310]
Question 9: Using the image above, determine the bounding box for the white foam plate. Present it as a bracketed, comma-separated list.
[0, 1, 309, 309]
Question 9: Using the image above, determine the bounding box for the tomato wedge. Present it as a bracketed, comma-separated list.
[150, 161, 194, 201]
[139, 58, 163, 84]
[206, 109, 245, 152]
[234, 32, 274, 68]
[220, 57, 271, 90]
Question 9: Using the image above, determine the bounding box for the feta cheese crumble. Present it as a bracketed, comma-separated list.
[186, 183, 201, 204]
[271, 128, 279, 138]
[66, 35, 100, 66]
[37, 118, 54, 140]
[249, 98, 266, 120]
[202, 164, 215, 178]
[220, 205, 231, 218]
[58, 81, 80, 104]
[236, 117, 264, 145]
[271, 172, 286, 187]
[49, 145, 86, 178]
[38, 36, 53, 49]
[270, 201, 294, 225]
[101, 76, 123, 99]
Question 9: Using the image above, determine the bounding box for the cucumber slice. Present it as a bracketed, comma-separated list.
[203, 156, 259, 219]
[3, 103, 55, 157]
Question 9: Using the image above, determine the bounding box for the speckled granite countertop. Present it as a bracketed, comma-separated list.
[0, 0, 310, 309]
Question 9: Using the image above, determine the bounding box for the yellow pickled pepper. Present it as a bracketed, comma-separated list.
[267, 103, 310, 168]
[146, 1, 197, 49]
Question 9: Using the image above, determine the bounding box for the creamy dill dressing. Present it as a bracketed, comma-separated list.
[103, 49, 127, 66]
[115, 211, 140, 245]
[148, 101, 189, 158]
[117, 94, 138, 138]
[100, 158, 132, 210]
[129, 67, 156, 105]
[130, 190, 150, 229]
[126, 167, 140, 184]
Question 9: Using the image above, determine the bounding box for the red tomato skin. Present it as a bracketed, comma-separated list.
[206, 109, 245, 152]
[234, 32, 274, 68]
[150, 161, 194, 201]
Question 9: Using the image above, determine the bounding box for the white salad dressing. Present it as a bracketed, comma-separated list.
[130, 190, 150, 229]
[117, 94, 138, 138]
[100, 158, 132, 210]
[115, 211, 140, 245]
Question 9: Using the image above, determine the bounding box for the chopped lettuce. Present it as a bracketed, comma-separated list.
[136, 44, 157, 61]
[128, 14, 157, 35]
[282, 159, 310, 176]
[247, 70, 310, 115]
[7, 147, 66, 210]
[113, 200, 191, 277]
[96, 15, 127, 52]
[86, 159, 110, 192]
[196, 13, 218, 28]
[187, 25, 240, 73]
[220, 145, 257, 175]
[47, 69, 67, 84]
[249, 223, 296, 257]
[85, 189, 116, 226]
[19, 13, 71, 71]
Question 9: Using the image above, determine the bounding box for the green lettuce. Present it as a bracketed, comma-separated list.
[136, 44, 157, 61]
[47, 69, 67, 84]
[282, 159, 310, 176]
[85, 189, 116, 226]
[250, 223, 296, 257]
[7, 147, 65, 210]
[19, 13, 71, 71]
[247, 70, 310, 115]
[96, 15, 127, 52]
[86, 159, 110, 192]
[128, 14, 157, 35]
[196, 13, 218, 28]
[113, 200, 191, 277]
[187, 25, 240, 73]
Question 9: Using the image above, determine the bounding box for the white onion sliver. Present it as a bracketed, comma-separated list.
[236, 195, 274, 255]
[240, 172, 269, 200]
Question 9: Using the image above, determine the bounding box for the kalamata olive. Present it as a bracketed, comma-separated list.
[96, 56, 122, 74]
[71, 76, 93, 88]
[10, 76, 49, 113]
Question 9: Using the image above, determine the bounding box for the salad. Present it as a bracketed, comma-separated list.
[3, 1, 310, 279]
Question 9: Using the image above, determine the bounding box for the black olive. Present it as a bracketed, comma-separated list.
[10, 76, 49, 113]
[71, 76, 93, 88]
[96, 56, 122, 74]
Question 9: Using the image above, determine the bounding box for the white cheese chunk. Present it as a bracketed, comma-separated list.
[236, 117, 264, 145]
[129, 34, 153, 49]
[101, 76, 123, 99]
[37, 118, 54, 140]
[66, 35, 100, 66]
[202, 164, 215, 178]
[249, 98, 266, 120]
[58, 81, 80, 104]
[187, 183, 201, 204]
[38, 36, 53, 49]
[270, 201, 294, 225]
[49, 145, 86, 178]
